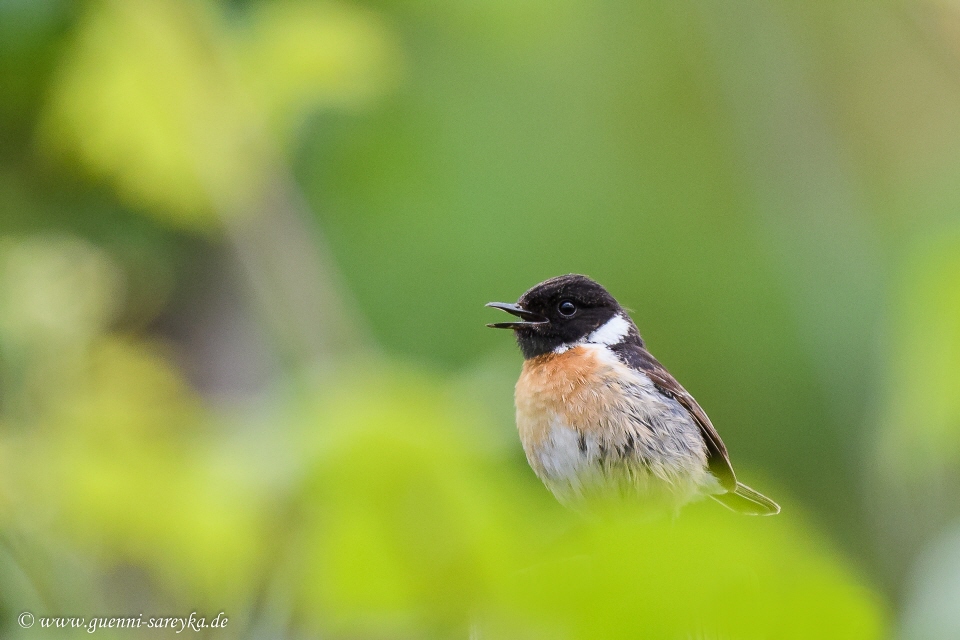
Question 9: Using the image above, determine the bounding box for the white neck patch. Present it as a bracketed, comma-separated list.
[585, 314, 632, 346]
[554, 314, 632, 353]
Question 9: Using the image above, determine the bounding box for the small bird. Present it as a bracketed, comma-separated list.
[487, 274, 779, 515]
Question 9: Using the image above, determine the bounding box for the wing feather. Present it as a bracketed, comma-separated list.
[611, 341, 738, 492]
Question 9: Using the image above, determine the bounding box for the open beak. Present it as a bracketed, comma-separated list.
[485, 302, 549, 329]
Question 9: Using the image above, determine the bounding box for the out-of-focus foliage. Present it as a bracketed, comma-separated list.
[899, 519, 960, 640]
[0, 236, 120, 353]
[870, 230, 960, 606]
[40, 0, 398, 226]
[288, 375, 886, 638]
[3, 0, 960, 636]
[877, 233, 960, 483]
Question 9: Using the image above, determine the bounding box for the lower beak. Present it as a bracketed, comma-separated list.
[485, 302, 549, 329]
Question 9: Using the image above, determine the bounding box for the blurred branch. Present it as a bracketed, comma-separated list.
[218, 167, 375, 371]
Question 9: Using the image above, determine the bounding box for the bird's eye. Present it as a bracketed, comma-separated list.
[558, 301, 577, 317]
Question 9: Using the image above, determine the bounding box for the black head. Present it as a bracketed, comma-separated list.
[486, 274, 638, 359]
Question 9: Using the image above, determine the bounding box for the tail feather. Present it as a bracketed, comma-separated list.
[711, 482, 780, 516]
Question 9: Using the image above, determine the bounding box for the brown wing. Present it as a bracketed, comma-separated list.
[612, 341, 738, 491]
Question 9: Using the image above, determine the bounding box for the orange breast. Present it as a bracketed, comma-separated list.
[515, 346, 614, 452]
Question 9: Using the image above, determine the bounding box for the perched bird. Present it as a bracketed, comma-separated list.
[487, 274, 779, 516]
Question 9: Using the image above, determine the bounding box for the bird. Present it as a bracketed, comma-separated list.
[486, 274, 779, 516]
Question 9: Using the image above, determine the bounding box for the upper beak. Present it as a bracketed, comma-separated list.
[485, 302, 549, 329]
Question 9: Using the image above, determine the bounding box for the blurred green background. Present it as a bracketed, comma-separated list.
[3, 0, 960, 637]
